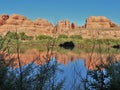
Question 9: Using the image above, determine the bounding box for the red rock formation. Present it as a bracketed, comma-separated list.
[23, 19, 34, 26]
[71, 22, 78, 29]
[0, 14, 54, 36]
[65, 20, 71, 29]
[1, 14, 9, 20]
[55, 20, 71, 32]
[5, 14, 26, 25]
[35, 18, 53, 26]
[55, 20, 79, 33]
[85, 16, 118, 29]
[0, 14, 9, 25]
[10, 14, 26, 20]
[0, 14, 120, 38]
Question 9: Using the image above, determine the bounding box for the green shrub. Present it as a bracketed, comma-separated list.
[19, 32, 33, 40]
[70, 35, 82, 39]
[36, 35, 52, 40]
[58, 34, 68, 38]
[26, 36, 33, 40]
[5, 31, 17, 39]
[5, 32, 33, 40]
[19, 32, 27, 40]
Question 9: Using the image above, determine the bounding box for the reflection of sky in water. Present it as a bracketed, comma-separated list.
[7, 57, 111, 90]
[8, 48, 119, 89]
[56, 59, 87, 90]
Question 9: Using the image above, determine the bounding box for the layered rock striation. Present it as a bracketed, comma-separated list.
[85, 16, 118, 29]
[55, 20, 79, 33]
[0, 14, 120, 39]
[0, 14, 54, 36]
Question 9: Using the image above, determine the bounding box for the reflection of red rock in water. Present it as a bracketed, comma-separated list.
[56, 52, 80, 65]
[84, 53, 120, 70]
[12, 49, 51, 67]
[10, 49, 82, 67]
[7, 49, 120, 69]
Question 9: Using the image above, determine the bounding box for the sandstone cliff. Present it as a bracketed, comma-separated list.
[0, 14, 120, 39]
[85, 16, 118, 29]
[55, 20, 79, 33]
[0, 14, 54, 36]
[55, 20, 71, 32]
[0, 14, 9, 25]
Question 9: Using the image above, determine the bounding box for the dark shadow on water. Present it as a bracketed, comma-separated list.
[59, 41, 75, 50]
[112, 44, 120, 49]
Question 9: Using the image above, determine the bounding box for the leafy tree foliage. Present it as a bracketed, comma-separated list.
[58, 34, 68, 38]
[5, 31, 18, 40]
[19, 32, 33, 40]
[87, 57, 120, 90]
[70, 35, 82, 39]
[36, 35, 52, 40]
[5, 31, 33, 40]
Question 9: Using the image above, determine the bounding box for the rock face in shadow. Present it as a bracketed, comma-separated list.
[112, 45, 120, 49]
[0, 14, 9, 25]
[85, 16, 118, 29]
[71, 22, 78, 29]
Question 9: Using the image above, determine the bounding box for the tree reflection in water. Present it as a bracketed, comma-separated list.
[1, 48, 120, 89]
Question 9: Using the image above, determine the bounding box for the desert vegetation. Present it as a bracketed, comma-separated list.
[5, 31, 33, 40]
[0, 31, 120, 54]
[0, 30, 120, 90]
[0, 35, 65, 90]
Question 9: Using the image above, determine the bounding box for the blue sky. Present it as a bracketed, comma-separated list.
[0, 0, 120, 26]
